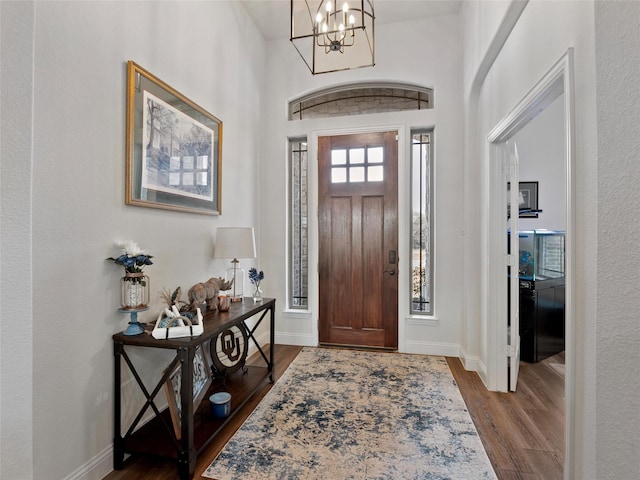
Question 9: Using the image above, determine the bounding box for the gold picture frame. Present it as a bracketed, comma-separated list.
[164, 346, 213, 439]
[125, 61, 222, 215]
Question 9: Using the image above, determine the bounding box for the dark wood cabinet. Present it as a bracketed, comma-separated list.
[113, 298, 275, 480]
[519, 279, 565, 363]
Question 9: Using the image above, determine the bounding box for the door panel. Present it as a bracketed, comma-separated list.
[329, 196, 353, 327]
[318, 131, 398, 349]
[362, 196, 384, 328]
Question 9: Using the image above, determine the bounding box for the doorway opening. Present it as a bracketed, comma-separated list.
[487, 50, 575, 478]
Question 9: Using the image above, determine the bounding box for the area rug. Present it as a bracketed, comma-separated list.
[203, 347, 497, 480]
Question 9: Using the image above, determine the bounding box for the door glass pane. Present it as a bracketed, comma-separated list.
[350, 166, 365, 182]
[368, 146, 384, 163]
[368, 165, 384, 181]
[332, 167, 347, 183]
[331, 149, 347, 165]
[350, 148, 365, 164]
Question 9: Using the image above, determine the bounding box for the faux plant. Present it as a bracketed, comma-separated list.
[107, 241, 153, 284]
[248, 267, 264, 286]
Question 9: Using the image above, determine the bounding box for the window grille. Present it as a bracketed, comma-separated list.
[329, 146, 384, 183]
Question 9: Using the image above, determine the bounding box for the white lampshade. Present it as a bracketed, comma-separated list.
[214, 227, 256, 260]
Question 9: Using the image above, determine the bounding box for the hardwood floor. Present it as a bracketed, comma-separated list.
[448, 352, 565, 480]
[104, 346, 564, 480]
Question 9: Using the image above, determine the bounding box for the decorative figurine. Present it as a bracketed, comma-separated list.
[186, 277, 233, 313]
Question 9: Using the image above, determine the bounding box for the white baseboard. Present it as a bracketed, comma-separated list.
[458, 347, 489, 385]
[475, 358, 489, 386]
[402, 340, 461, 357]
[275, 331, 316, 346]
[459, 349, 480, 371]
[63, 445, 112, 480]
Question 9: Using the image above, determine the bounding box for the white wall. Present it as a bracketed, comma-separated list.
[459, 0, 529, 375]
[1, 2, 36, 479]
[594, 2, 640, 478]
[259, 13, 465, 356]
[513, 95, 566, 231]
[1, 1, 266, 479]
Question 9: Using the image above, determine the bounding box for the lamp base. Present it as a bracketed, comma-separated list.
[225, 266, 245, 301]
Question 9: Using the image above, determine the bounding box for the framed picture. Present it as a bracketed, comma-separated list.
[164, 346, 213, 439]
[507, 181, 539, 218]
[125, 61, 222, 215]
[517, 181, 539, 218]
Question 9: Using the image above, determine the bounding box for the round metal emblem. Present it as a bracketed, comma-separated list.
[210, 323, 248, 374]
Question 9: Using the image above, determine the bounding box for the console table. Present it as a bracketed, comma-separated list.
[113, 298, 275, 480]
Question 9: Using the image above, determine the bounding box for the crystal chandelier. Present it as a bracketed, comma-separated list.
[291, 0, 375, 75]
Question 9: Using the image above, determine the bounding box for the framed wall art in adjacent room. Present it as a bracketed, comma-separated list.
[125, 61, 222, 215]
[517, 181, 539, 217]
[508, 181, 539, 218]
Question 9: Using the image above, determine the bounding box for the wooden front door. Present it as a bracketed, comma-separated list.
[318, 131, 398, 349]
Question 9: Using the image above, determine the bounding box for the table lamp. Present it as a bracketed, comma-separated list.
[214, 227, 256, 301]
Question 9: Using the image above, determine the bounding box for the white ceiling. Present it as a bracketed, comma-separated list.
[240, 0, 463, 41]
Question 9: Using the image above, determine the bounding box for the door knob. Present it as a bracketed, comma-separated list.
[383, 270, 396, 276]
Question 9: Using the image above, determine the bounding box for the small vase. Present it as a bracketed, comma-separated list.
[217, 293, 231, 312]
[252, 284, 263, 303]
[121, 272, 149, 310]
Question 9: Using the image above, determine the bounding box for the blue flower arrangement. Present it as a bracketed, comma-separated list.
[107, 241, 153, 281]
[248, 267, 264, 286]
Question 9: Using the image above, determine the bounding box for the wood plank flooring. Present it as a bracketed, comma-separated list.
[447, 352, 565, 480]
[103, 346, 564, 480]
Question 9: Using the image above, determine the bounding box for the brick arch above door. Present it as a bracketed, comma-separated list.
[288, 82, 433, 120]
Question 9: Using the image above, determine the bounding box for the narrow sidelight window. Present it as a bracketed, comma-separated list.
[289, 138, 309, 308]
[411, 130, 433, 314]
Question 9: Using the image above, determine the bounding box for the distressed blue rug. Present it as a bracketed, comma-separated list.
[204, 347, 497, 480]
